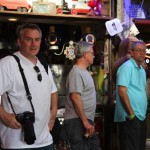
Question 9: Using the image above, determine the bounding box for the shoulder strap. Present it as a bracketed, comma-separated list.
[6, 92, 16, 115]
[37, 52, 48, 74]
[11, 55, 32, 100]
[8, 55, 35, 113]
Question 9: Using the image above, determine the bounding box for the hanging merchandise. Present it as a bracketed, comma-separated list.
[45, 32, 61, 50]
[87, 0, 102, 16]
[81, 33, 96, 45]
[55, 33, 96, 60]
[64, 41, 76, 60]
[105, 18, 123, 36]
[46, 32, 61, 50]
[145, 43, 150, 64]
[118, 19, 139, 40]
[54, 40, 76, 59]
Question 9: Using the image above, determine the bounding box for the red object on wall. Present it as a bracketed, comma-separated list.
[88, 0, 97, 10]
[0, 0, 31, 12]
[56, 7, 63, 14]
[87, 0, 102, 15]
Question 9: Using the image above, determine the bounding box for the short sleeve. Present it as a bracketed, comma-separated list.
[117, 64, 131, 87]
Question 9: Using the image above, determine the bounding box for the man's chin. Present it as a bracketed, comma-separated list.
[31, 50, 39, 55]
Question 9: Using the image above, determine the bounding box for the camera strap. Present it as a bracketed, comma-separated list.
[6, 55, 35, 114]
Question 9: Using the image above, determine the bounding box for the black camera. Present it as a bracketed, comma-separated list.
[16, 111, 36, 145]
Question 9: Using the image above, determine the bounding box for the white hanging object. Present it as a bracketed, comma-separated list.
[105, 18, 123, 36]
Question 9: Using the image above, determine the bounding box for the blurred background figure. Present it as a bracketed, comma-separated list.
[112, 36, 139, 84]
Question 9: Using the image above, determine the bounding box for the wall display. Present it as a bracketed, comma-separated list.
[118, 19, 139, 39]
[55, 33, 96, 60]
[121, 0, 150, 20]
[0, 0, 108, 16]
[64, 41, 75, 60]
[105, 18, 123, 36]
[131, 0, 150, 19]
[32, 1, 56, 14]
[44, 0, 102, 15]
[81, 33, 95, 44]
[0, 0, 90, 15]
[0, 0, 117, 148]
[129, 4, 145, 19]
[47, 0, 90, 14]
[0, 0, 33, 12]
[45, 32, 61, 50]
[145, 43, 150, 64]
[87, 0, 101, 16]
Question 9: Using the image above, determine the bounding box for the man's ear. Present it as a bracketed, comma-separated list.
[130, 50, 134, 56]
[83, 52, 87, 58]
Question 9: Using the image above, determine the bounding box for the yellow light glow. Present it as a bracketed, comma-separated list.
[8, 18, 17, 21]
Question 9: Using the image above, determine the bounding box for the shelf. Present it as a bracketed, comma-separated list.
[0, 11, 112, 25]
[133, 19, 150, 34]
[134, 19, 150, 26]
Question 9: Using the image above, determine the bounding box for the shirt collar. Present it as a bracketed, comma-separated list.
[130, 57, 142, 69]
[14, 51, 39, 66]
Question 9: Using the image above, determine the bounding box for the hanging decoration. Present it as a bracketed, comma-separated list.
[54, 40, 76, 59]
[64, 41, 76, 60]
[87, 0, 102, 16]
[45, 32, 61, 50]
[145, 43, 150, 64]
[54, 33, 96, 60]
[81, 33, 95, 44]
[105, 18, 123, 36]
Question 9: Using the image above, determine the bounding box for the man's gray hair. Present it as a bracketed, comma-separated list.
[75, 41, 93, 59]
[130, 41, 146, 51]
[16, 23, 42, 39]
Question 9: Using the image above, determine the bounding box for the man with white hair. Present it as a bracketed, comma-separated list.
[64, 41, 101, 150]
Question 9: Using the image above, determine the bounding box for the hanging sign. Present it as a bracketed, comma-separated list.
[105, 18, 123, 36]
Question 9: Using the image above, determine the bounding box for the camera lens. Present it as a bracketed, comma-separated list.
[23, 120, 36, 145]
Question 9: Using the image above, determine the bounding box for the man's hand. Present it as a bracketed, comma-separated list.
[70, 92, 95, 137]
[83, 121, 95, 137]
[48, 119, 55, 131]
[0, 111, 21, 129]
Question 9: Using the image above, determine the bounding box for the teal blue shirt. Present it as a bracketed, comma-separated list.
[114, 58, 147, 122]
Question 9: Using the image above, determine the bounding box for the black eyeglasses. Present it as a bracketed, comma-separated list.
[33, 66, 42, 82]
[133, 48, 146, 53]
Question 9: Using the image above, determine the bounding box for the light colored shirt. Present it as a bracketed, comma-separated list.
[114, 58, 147, 122]
[0, 51, 57, 149]
[64, 65, 96, 121]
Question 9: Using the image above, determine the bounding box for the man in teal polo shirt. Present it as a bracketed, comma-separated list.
[114, 41, 147, 150]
